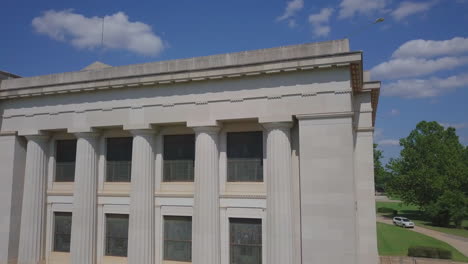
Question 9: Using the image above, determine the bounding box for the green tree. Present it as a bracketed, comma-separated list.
[426, 191, 468, 228]
[386, 121, 468, 227]
[374, 144, 390, 192]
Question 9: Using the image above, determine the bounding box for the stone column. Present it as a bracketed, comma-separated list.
[263, 122, 295, 264]
[18, 134, 49, 264]
[70, 132, 100, 264]
[192, 126, 220, 264]
[127, 130, 156, 264]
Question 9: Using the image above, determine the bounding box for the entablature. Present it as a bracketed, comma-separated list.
[0, 55, 359, 99]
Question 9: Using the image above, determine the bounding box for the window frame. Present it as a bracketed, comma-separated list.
[163, 215, 193, 262]
[159, 205, 193, 264]
[229, 217, 263, 264]
[226, 131, 264, 182]
[104, 213, 129, 257]
[53, 211, 72, 253]
[221, 207, 265, 264]
[162, 134, 195, 182]
[54, 139, 77, 182]
[105, 137, 133, 183]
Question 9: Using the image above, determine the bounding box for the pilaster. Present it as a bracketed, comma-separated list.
[354, 127, 378, 264]
[0, 132, 26, 264]
[127, 129, 156, 264]
[262, 122, 295, 264]
[70, 132, 100, 264]
[18, 134, 49, 264]
[297, 113, 357, 264]
[192, 126, 220, 264]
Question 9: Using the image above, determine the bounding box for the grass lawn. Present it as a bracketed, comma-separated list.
[377, 222, 468, 262]
[386, 194, 402, 201]
[376, 201, 468, 238]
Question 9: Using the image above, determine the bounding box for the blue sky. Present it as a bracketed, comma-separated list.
[1, 0, 467, 163]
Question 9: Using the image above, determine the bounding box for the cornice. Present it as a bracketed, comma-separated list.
[350, 61, 363, 93]
[0, 53, 360, 100]
[296, 111, 354, 120]
[358, 81, 381, 126]
[370, 87, 380, 127]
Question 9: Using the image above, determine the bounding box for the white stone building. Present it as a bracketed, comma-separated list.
[0, 39, 380, 264]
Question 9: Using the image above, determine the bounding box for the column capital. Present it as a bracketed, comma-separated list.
[261, 121, 293, 130]
[192, 126, 221, 134]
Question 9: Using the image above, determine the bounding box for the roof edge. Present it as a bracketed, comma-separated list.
[0, 52, 362, 99]
[1, 39, 350, 91]
[0, 71, 21, 79]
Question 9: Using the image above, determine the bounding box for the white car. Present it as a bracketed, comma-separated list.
[393, 217, 415, 228]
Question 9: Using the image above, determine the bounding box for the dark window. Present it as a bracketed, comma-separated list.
[106, 137, 133, 182]
[54, 212, 72, 252]
[163, 135, 195, 182]
[227, 132, 263, 182]
[55, 140, 77, 182]
[105, 214, 129, 257]
[230, 218, 262, 264]
[164, 216, 192, 262]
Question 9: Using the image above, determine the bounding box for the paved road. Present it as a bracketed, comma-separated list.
[377, 216, 468, 258]
[380, 256, 468, 264]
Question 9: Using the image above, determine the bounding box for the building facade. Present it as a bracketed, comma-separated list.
[0, 39, 380, 264]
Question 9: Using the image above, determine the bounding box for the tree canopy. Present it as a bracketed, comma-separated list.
[386, 121, 468, 227]
[374, 144, 390, 192]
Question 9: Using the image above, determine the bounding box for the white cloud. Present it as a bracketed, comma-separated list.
[309, 8, 334, 24]
[391, 1, 437, 21]
[374, 129, 401, 148]
[440, 122, 468, 129]
[393, 37, 468, 58]
[378, 139, 400, 146]
[32, 10, 164, 56]
[338, 0, 388, 19]
[277, 0, 304, 21]
[383, 73, 468, 98]
[371, 56, 468, 80]
[308, 8, 334, 37]
[390, 109, 400, 116]
[288, 19, 298, 28]
[374, 127, 384, 140]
